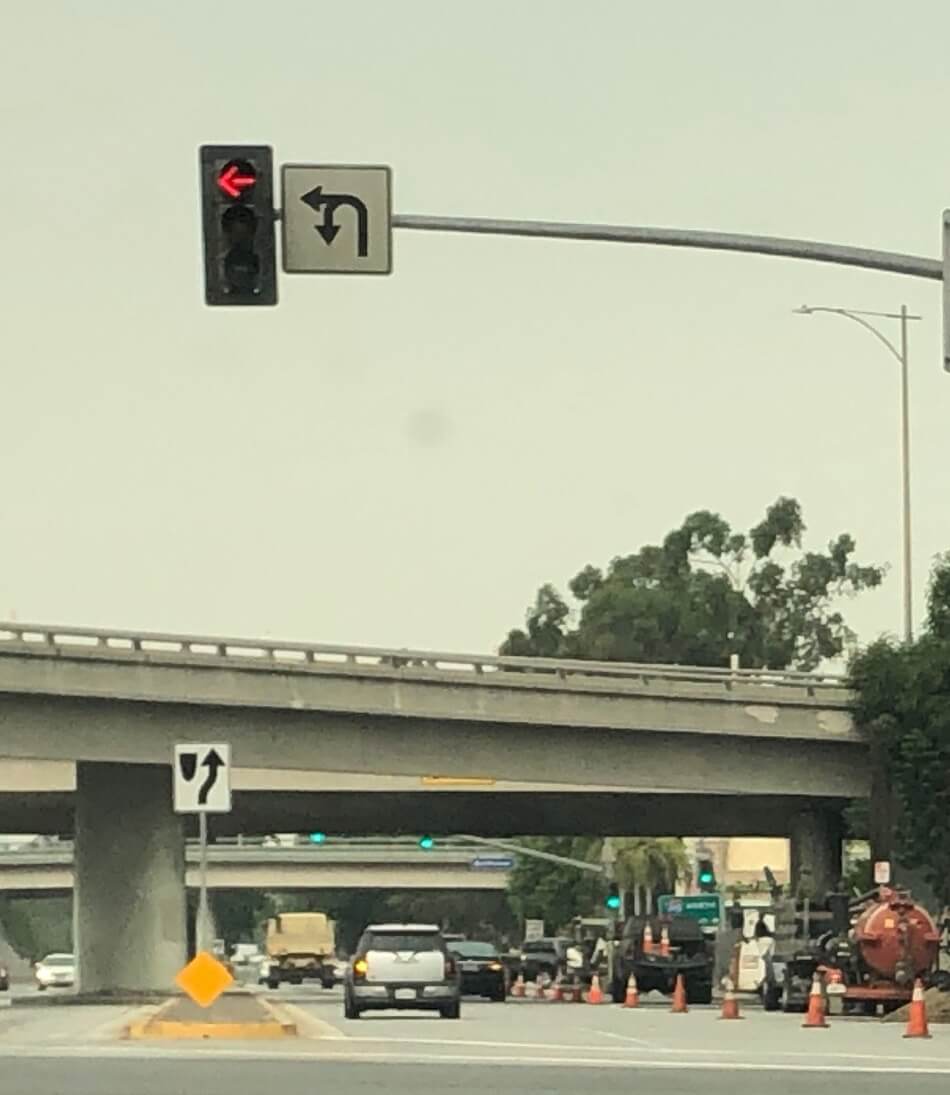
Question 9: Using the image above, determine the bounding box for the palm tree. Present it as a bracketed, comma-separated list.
[607, 838, 690, 915]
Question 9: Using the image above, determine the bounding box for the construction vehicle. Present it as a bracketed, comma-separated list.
[263, 912, 337, 990]
[610, 914, 714, 1004]
[773, 886, 943, 1015]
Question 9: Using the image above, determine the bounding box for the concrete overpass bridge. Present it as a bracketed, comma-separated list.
[0, 621, 861, 994]
[0, 838, 512, 895]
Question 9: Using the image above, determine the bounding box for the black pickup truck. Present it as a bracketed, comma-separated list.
[610, 915, 714, 1005]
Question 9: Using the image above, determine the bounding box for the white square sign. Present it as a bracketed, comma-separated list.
[873, 860, 891, 885]
[281, 164, 392, 275]
[173, 743, 232, 814]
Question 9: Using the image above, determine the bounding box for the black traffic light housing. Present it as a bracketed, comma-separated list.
[605, 882, 622, 911]
[199, 145, 277, 306]
[697, 857, 716, 893]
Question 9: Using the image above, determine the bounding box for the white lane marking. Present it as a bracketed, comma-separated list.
[589, 1028, 654, 1048]
[3, 1042, 950, 1075]
[296, 1030, 950, 1067]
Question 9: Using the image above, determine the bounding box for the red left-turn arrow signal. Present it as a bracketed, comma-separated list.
[217, 164, 257, 199]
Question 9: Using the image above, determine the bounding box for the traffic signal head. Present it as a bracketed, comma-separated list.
[199, 145, 277, 306]
[697, 858, 716, 892]
[605, 882, 622, 911]
[309, 832, 326, 844]
[419, 835, 435, 850]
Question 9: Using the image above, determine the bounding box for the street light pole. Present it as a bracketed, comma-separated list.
[899, 305, 913, 644]
[794, 305, 921, 643]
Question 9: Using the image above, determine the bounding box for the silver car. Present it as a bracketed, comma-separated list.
[343, 923, 461, 1019]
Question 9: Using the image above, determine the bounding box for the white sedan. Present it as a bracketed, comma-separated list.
[34, 953, 75, 990]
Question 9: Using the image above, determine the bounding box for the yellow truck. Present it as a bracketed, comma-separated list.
[263, 912, 337, 990]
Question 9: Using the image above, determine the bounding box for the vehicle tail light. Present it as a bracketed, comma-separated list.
[353, 958, 368, 979]
[489, 962, 502, 971]
[444, 957, 456, 976]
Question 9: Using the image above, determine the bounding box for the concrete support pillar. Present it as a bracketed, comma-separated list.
[789, 808, 843, 900]
[74, 762, 186, 993]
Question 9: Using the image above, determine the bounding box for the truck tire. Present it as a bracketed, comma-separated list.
[440, 1001, 461, 1019]
[685, 978, 713, 1006]
[321, 977, 336, 990]
[267, 975, 281, 990]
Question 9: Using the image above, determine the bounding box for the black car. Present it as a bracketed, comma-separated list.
[448, 940, 506, 1001]
[519, 937, 571, 982]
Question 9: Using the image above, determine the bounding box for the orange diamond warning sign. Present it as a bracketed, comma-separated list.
[175, 950, 233, 1008]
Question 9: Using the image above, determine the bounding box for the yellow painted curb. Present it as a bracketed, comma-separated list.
[124, 995, 297, 1040]
[129, 1019, 295, 1040]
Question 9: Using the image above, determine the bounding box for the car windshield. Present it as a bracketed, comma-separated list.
[41, 955, 74, 967]
[448, 941, 497, 958]
[365, 933, 440, 953]
[522, 941, 557, 953]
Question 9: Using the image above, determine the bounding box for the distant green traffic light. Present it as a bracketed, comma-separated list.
[605, 882, 622, 911]
[697, 857, 716, 892]
[309, 832, 327, 844]
[419, 835, 435, 850]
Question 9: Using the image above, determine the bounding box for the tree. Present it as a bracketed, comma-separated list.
[505, 837, 689, 930]
[505, 838, 603, 932]
[210, 890, 277, 948]
[501, 497, 884, 671]
[849, 554, 950, 905]
[611, 838, 690, 912]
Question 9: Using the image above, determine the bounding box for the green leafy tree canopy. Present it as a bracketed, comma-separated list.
[502, 497, 883, 671]
[849, 553, 950, 905]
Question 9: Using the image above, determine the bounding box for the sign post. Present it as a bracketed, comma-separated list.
[173, 743, 232, 957]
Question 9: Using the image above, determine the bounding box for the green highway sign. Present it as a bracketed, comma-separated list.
[658, 894, 722, 927]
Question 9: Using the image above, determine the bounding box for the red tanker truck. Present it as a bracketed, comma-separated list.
[778, 887, 943, 1015]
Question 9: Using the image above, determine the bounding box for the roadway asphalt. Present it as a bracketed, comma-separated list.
[4, 983, 950, 1094]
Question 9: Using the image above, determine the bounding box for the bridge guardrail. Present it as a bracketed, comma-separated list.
[0, 621, 848, 697]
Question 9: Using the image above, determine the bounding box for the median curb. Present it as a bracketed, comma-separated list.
[123, 992, 297, 1040]
[263, 997, 344, 1039]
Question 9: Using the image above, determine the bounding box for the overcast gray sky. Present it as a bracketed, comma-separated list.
[3, 0, 949, 656]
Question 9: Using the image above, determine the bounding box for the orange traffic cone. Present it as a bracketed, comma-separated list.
[719, 977, 742, 1020]
[903, 979, 931, 1039]
[659, 925, 671, 957]
[622, 973, 640, 1009]
[801, 974, 828, 1028]
[643, 923, 654, 955]
[535, 974, 546, 1000]
[511, 973, 525, 998]
[671, 973, 688, 1013]
[587, 974, 605, 1004]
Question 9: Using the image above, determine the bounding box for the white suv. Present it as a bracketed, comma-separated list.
[344, 923, 461, 1019]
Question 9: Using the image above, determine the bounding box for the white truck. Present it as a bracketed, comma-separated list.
[263, 912, 337, 990]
